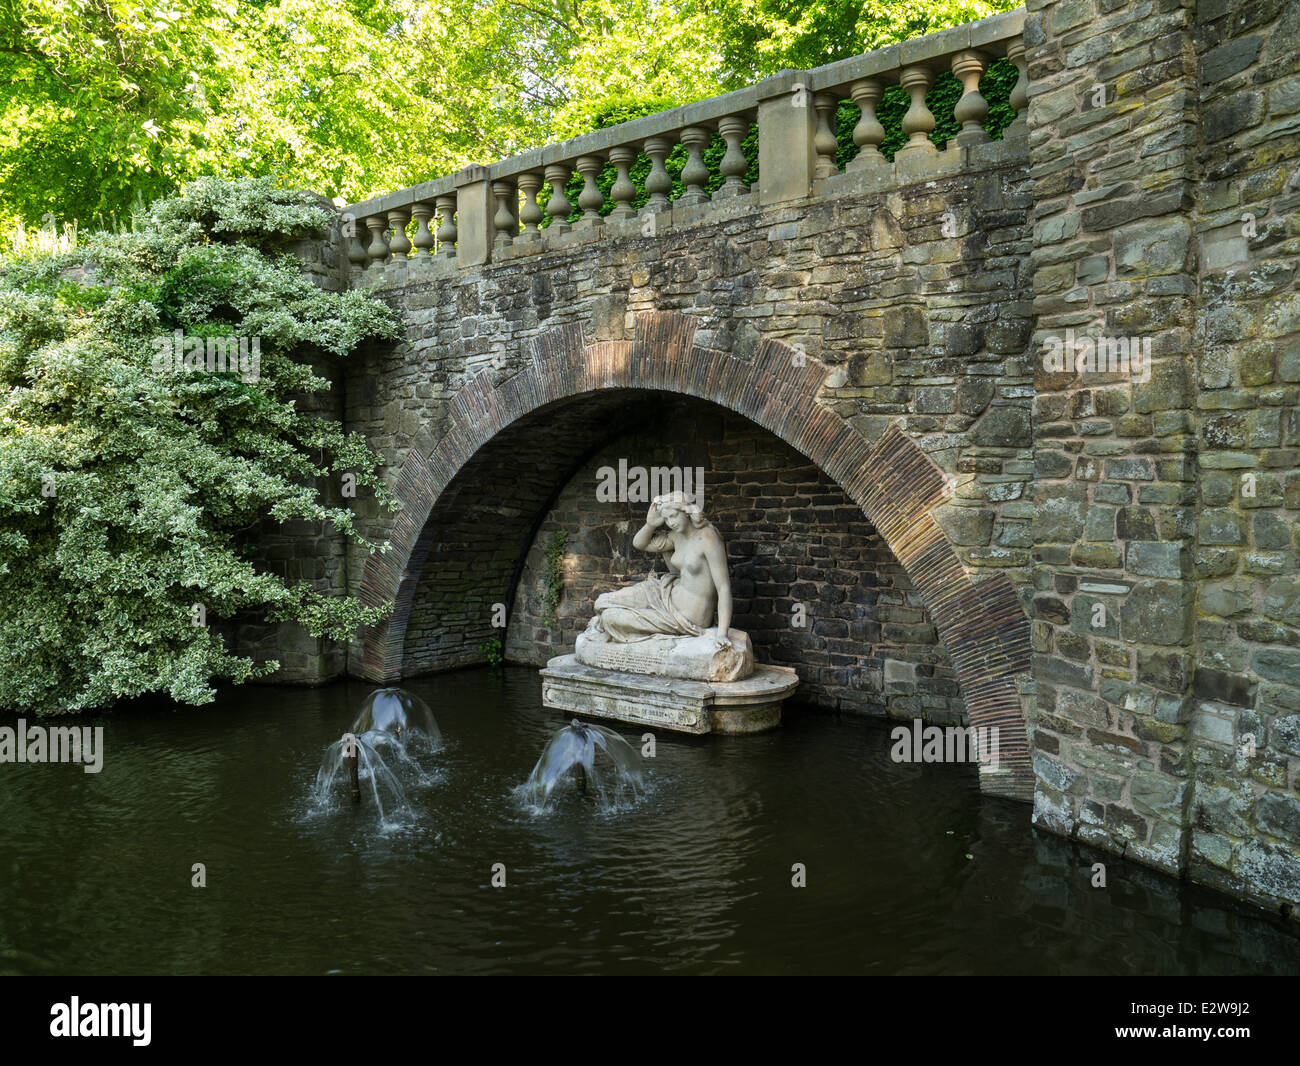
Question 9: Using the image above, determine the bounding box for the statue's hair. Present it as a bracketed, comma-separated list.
[653, 491, 708, 528]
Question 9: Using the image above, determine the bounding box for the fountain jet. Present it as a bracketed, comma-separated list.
[311, 687, 441, 818]
[313, 732, 410, 819]
[351, 687, 442, 754]
[521, 718, 645, 809]
[345, 733, 361, 804]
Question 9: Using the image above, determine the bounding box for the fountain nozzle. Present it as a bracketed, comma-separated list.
[343, 733, 361, 805]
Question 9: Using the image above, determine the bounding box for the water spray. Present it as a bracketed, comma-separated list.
[519, 717, 644, 809]
[312, 692, 438, 818]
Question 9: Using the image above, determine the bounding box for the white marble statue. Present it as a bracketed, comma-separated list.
[578, 491, 754, 682]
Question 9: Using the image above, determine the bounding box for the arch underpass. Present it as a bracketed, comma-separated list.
[356, 310, 1033, 797]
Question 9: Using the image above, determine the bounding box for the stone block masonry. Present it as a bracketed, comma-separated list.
[1025, 0, 1300, 917]
[1188, 0, 1300, 915]
[342, 155, 1038, 706]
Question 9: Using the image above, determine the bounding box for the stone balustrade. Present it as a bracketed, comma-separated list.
[342, 9, 1025, 276]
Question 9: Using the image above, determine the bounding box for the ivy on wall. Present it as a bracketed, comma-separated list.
[541, 530, 568, 628]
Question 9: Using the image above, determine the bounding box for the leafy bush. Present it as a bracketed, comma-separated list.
[0, 177, 403, 713]
[479, 634, 504, 668]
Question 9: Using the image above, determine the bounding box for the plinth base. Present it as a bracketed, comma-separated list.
[540, 654, 797, 735]
[575, 627, 754, 683]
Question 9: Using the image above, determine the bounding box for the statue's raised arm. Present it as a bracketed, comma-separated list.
[632, 501, 676, 563]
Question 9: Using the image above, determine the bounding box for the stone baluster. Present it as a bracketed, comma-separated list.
[643, 137, 673, 213]
[387, 207, 411, 261]
[435, 194, 457, 257]
[544, 164, 572, 232]
[813, 93, 840, 179]
[574, 155, 605, 227]
[492, 179, 516, 248]
[678, 126, 711, 206]
[517, 172, 543, 241]
[716, 116, 750, 197]
[847, 79, 886, 171]
[364, 215, 389, 264]
[952, 50, 990, 146]
[347, 234, 369, 268]
[897, 65, 936, 156]
[1007, 37, 1028, 133]
[607, 146, 638, 219]
[410, 202, 435, 256]
[344, 214, 369, 268]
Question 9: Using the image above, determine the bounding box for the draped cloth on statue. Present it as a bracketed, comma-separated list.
[586, 572, 705, 643]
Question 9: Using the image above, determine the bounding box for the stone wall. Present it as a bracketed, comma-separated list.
[1025, 0, 1300, 915]
[1025, 0, 1204, 880]
[399, 391, 649, 674]
[1188, 0, 1300, 913]
[495, 400, 964, 721]
[356, 312, 1037, 799]
[341, 144, 1037, 680]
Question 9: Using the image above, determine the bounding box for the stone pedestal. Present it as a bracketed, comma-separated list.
[540, 654, 797, 735]
[575, 627, 755, 682]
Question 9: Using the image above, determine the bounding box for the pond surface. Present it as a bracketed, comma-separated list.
[2, 666, 1298, 975]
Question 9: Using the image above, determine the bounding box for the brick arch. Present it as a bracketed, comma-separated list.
[358, 311, 1034, 797]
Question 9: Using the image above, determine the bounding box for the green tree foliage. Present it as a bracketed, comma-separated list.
[715, 0, 1019, 79]
[0, 177, 402, 713]
[0, 0, 729, 230]
[2, 0, 1021, 231]
[0, 0, 232, 230]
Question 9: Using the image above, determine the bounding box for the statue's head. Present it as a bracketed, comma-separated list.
[653, 491, 707, 532]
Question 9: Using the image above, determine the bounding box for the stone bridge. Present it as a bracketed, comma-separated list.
[262, 1, 1300, 917]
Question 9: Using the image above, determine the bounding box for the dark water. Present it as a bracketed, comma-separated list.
[1, 666, 1298, 976]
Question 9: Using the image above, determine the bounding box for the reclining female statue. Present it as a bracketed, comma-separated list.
[582, 490, 733, 647]
[551, 493, 792, 717]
